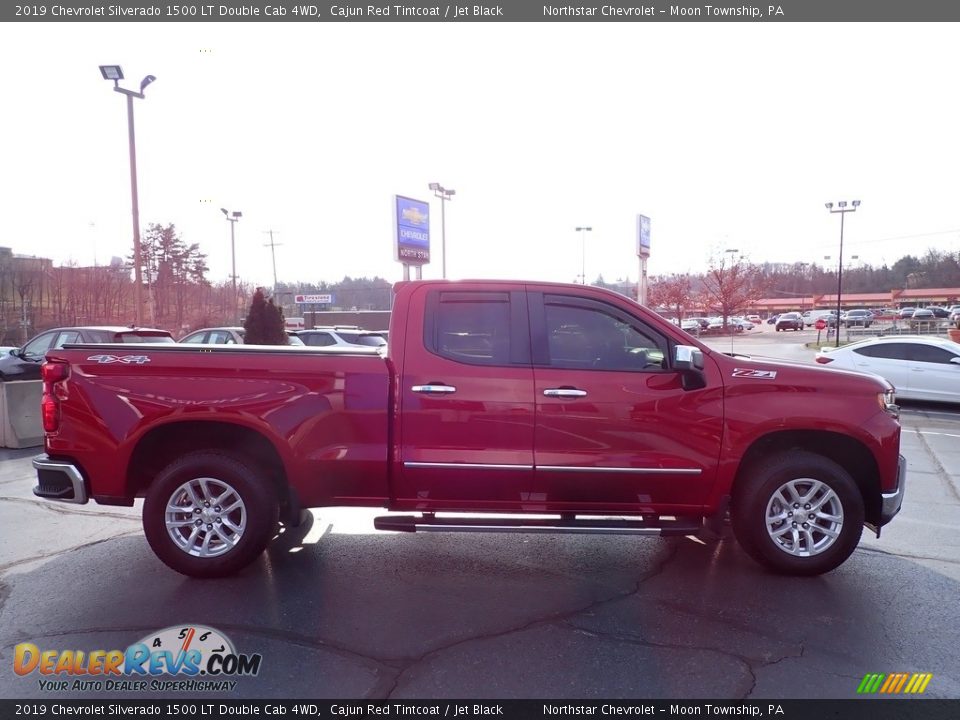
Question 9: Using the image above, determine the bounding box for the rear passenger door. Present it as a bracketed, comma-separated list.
[904, 343, 960, 402]
[395, 286, 535, 510]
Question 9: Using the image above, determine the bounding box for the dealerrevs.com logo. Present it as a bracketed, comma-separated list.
[14, 625, 262, 693]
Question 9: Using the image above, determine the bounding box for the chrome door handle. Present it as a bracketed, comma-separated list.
[412, 384, 457, 394]
[543, 388, 587, 398]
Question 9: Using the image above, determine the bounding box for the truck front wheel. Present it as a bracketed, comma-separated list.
[731, 452, 864, 576]
[143, 452, 278, 578]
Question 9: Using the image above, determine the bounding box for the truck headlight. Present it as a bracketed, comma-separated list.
[879, 390, 899, 419]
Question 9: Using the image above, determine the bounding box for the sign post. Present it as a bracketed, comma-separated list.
[637, 214, 651, 306]
[815, 317, 827, 344]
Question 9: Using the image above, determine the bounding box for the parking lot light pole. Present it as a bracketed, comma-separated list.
[576, 227, 592, 284]
[100, 64, 155, 326]
[825, 200, 861, 347]
[221, 208, 242, 321]
[429, 183, 455, 279]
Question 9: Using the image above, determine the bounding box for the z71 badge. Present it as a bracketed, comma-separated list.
[87, 355, 151, 365]
[732, 368, 777, 379]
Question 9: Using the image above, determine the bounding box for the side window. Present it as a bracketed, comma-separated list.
[305, 333, 336, 347]
[853, 344, 911, 360]
[429, 291, 512, 366]
[207, 331, 232, 344]
[181, 332, 207, 344]
[22, 332, 57, 359]
[908, 345, 957, 365]
[53, 331, 82, 349]
[544, 299, 665, 371]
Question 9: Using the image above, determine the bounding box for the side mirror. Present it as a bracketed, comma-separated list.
[674, 345, 704, 372]
[950, 357, 960, 366]
[674, 345, 707, 390]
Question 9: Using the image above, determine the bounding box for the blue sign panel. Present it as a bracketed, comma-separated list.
[637, 214, 651, 258]
[394, 195, 431, 266]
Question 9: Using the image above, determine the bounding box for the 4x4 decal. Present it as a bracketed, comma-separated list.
[86, 355, 152, 365]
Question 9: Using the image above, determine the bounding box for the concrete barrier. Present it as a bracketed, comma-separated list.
[0, 379, 43, 448]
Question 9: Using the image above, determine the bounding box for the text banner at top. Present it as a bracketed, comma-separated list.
[6, 0, 960, 22]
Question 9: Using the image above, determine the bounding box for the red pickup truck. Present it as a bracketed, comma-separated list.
[32, 280, 906, 578]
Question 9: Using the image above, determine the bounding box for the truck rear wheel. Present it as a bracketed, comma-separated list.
[143, 452, 278, 578]
[731, 451, 864, 576]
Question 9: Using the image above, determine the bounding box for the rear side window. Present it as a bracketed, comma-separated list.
[301, 332, 336, 347]
[53, 331, 82, 349]
[424, 290, 529, 366]
[338, 332, 387, 347]
[207, 330, 237, 344]
[908, 345, 957, 364]
[116, 333, 174, 344]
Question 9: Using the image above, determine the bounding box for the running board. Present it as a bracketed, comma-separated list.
[373, 514, 702, 536]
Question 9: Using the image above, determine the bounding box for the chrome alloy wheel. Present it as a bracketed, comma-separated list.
[164, 477, 247, 558]
[765, 478, 844, 557]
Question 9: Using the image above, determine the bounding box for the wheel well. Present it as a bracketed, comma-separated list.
[734, 430, 882, 525]
[126, 421, 288, 504]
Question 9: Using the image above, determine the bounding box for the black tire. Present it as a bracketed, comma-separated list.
[731, 451, 864, 576]
[143, 451, 279, 578]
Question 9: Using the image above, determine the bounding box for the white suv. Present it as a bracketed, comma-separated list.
[294, 326, 387, 348]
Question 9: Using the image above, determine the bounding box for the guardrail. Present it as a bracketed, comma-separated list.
[844, 319, 951, 340]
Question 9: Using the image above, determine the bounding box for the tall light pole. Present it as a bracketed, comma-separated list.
[263, 229, 281, 299]
[99, 65, 156, 326]
[825, 200, 861, 347]
[429, 183, 455, 278]
[221, 208, 242, 321]
[576, 226, 592, 284]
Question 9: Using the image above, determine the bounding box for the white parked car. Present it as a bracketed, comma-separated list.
[180, 327, 304, 345]
[815, 336, 960, 403]
[294, 326, 388, 348]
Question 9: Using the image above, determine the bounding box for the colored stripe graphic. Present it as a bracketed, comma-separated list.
[858, 673, 932, 694]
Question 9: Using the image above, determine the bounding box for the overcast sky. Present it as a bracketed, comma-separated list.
[2, 23, 959, 290]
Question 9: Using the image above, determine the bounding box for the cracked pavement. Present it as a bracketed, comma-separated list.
[1, 391, 959, 700]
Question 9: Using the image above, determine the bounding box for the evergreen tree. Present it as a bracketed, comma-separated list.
[243, 287, 287, 344]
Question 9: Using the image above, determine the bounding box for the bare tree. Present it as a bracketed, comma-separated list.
[648, 275, 694, 320]
[699, 253, 769, 327]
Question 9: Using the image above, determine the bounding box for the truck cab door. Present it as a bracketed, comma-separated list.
[395, 286, 535, 510]
[529, 290, 723, 515]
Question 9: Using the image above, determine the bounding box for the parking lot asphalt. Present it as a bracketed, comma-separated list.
[0, 334, 958, 701]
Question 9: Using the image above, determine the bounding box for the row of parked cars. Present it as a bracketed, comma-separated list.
[676, 316, 759, 333]
[768, 306, 960, 331]
[0, 324, 388, 381]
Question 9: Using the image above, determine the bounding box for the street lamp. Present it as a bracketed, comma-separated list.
[100, 64, 156, 326]
[825, 200, 861, 347]
[428, 183, 455, 278]
[576, 226, 593, 284]
[221, 208, 242, 321]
